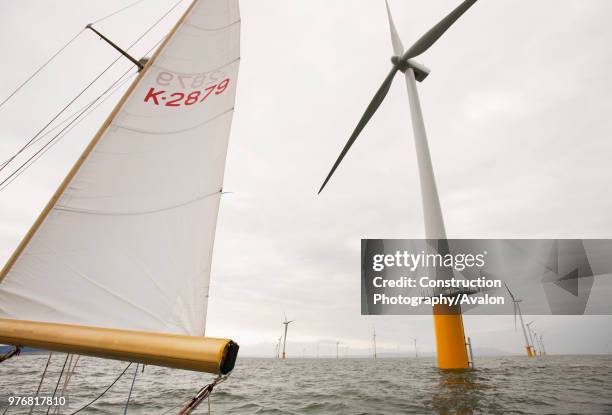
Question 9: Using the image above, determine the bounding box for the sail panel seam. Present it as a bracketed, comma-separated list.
[110, 108, 233, 135]
[54, 189, 221, 216]
[185, 19, 241, 32]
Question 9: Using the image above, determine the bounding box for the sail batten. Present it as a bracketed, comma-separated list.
[0, 0, 240, 339]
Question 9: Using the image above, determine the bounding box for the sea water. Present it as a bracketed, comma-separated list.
[1, 354, 611, 414]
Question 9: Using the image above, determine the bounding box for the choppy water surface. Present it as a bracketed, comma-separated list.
[1, 355, 611, 414]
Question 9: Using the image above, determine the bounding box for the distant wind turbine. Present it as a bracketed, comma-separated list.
[372, 327, 377, 359]
[409, 337, 418, 359]
[317, 0, 480, 370]
[275, 336, 283, 359]
[336, 341, 342, 359]
[505, 283, 535, 357]
[281, 313, 294, 359]
[538, 334, 546, 356]
[525, 321, 538, 356]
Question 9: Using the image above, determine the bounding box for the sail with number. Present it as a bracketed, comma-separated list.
[0, 0, 240, 375]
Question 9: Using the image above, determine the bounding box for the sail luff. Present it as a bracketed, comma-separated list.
[0, 0, 198, 284]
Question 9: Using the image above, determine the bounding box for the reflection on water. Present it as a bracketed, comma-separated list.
[1, 355, 611, 414]
[430, 369, 486, 414]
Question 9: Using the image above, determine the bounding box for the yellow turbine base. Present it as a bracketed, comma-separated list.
[527, 346, 536, 357]
[433, 304, 469, 369]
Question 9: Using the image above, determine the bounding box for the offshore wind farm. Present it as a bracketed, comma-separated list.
[1, 0, 612, 414]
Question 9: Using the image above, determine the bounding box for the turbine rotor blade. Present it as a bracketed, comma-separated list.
[318, 66, 399, 194]
[513, 303, 517, 331]
[385, 0, 405, 56]
[401, 0, 478, 61]
[504, 282, 516, 302]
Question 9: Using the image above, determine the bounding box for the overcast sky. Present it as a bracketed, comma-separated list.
[1, 0, 611, 357]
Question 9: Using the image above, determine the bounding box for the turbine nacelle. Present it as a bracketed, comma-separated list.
[318, 0, 478, 194]
[390, 56, 430, 82]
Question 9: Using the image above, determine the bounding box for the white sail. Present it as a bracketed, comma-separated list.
[0, 0, 240, 337]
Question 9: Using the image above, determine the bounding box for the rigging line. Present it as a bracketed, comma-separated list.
[0, 72, 135, 191]
[28, 352, 54, 415]
[45, 353, 70, 415]
[0, 32, 166, 192]
[53, 354, 80, 415]
[0, 0, 158, 112]
[0, 32, 164, 169]
[123, 363, 139, 415]
[0, 67, 135, 169]
[0, 29, 85, 112]
[0, 55, 126, 175]
[177, 374, 230, 415]
[120, 0, 185, 52]
[91, 0, 149, 25]
[69, 363, 133, 415]
[0, 0, 183, 174]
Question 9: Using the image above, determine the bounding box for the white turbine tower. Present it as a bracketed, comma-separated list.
[505, 283, 535, 357]
[409, 336, 418, 359]
[538, 333, 546, 356]
[281, 313, 294, 360]
[318, 0, 479, 370]
[275, 336, 283, 359]
[525, 320, 542, 355]
[526, 321, 538, 355]
[372, 326, 378, 359]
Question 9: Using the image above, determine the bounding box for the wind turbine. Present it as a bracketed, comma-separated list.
[275, 336, 283, 359]
[409, 336, 418, 358]
[281, 313, 294, 359]
[525, 321, 539, 356]
[336, 341, 342, 359]
[504, 283, 535, 357]
[317, 0, 479, 370]
[538, 334, 546, 356]
[372, 326, 378, 359]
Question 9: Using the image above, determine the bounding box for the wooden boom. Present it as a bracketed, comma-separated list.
[0, 318, 238, 374]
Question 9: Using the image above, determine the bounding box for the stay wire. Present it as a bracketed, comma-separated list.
[91, 0, 149, 25]
[0, 69, 136, 192]
[69, 363, 133, 415]
[0, 32, 166, 192]
[0, 30, 165, 173]
[45, 353, 70, 415]
[0, 34, 166, 192]
[0, 0, 153, 112]
[0, 54, 125, 174]
[0, 0, 183, 177]
[28, 352, 54, 415]
[0, 29, 84, 112]
[123, 363, 139, 415]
